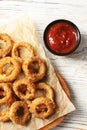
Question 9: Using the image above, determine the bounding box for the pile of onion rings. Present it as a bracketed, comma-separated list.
[0, 33, 56, 126]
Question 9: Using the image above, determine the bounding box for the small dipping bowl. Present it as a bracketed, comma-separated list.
[43, 19, 81, 56]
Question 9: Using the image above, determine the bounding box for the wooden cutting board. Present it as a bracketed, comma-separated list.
[40, 73, 70, 130]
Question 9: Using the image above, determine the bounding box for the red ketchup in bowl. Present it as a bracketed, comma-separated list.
[44, 20, 81, 56]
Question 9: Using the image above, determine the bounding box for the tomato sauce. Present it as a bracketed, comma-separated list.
[45, 22, 77, 54]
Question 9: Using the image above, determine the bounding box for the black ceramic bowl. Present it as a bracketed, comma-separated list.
[43, 19, 81, 56]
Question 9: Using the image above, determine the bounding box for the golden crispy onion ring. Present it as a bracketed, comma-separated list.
[0, 33, 13, 58]
[0, 93, 16, 122]
[0, 83, 12, 104]
[35, 82, 54, 101]
[12, 42, 35, 63]
[13, 78, 35, 100]
[22, 56, 46, 82]
[10, 101, 31, 125]
[30, 97, 55, 119]
[0, 57, 21, 82]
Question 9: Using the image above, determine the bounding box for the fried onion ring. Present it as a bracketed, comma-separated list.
[30, 97, 55, 119]
[22, 56, 46, 82]
[12, 42, 35, 63]
[13, 78, 35, 100]
[0, 93, 16, 122]
[0, 57, 21, 82]
[35, 82, 54, 101]
[9, 101, 31, 125]
[0, 83, 12, 104]
[0, 33, 13, 58]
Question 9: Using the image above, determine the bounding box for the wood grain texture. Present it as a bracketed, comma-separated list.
[0, 0, 87, 130]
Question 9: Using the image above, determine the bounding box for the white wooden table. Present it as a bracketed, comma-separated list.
[0, 0, 87, 130]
